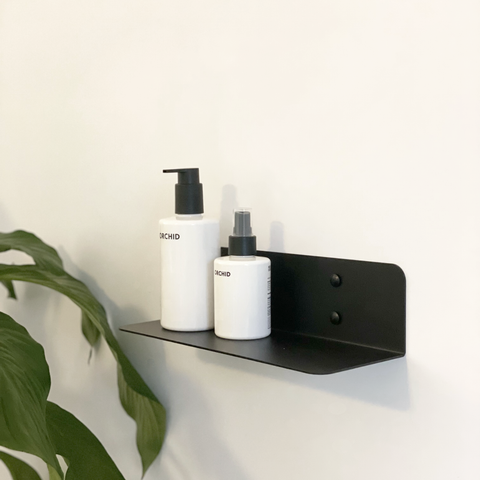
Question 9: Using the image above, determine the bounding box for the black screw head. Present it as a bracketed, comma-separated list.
[330, 311, 342, 325]
[330, 274, 342, 287]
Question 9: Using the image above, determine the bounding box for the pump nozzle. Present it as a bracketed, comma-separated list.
[163, 168, 200, 185]
[163, 168, 204, 214]
[233, 209, 253, 236]
[229, 208, 256, 256]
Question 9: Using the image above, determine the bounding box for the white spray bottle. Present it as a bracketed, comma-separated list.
[214, 208, 271, 339]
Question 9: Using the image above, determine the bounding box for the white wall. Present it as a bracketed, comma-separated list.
[1, 1, 480, 479]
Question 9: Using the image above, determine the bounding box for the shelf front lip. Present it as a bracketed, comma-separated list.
[120, 320, 405, 375]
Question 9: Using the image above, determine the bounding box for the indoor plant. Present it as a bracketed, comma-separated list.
[0, 230, 166, 479]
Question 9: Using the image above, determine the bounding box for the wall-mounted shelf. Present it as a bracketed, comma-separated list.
[120, 249, 406, 375]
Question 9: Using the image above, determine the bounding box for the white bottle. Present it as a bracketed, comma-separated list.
[159, 168, 220, 331]
[214, 208, 271, 340]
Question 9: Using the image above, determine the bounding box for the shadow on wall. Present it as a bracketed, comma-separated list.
[156, 359, 252, 480]
[196, 350, 410, 412]
[220, 184, 238, 243]
[269, 221, 285, 253]
[0, 204, 16, 232]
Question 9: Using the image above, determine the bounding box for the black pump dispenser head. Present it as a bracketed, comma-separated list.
[163, 168, 204, 214]
[228, 208, 257, 256]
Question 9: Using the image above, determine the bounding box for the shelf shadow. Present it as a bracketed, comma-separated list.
[195, 348, 410, 411]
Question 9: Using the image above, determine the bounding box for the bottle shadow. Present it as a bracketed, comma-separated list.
[148, 350, 253, 480]
[219, 184, 238, 246]
[269, 221, 286, 253]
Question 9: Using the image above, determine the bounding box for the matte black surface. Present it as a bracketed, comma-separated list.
[120, 249, 406, 375]
[228, 235, 256, 256]
[259, 249, 406, 354]
[120, 322, 403, 375]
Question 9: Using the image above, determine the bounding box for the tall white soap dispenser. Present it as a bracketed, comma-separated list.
[214, 208, 271, 340]
[159, 168, 219, 331]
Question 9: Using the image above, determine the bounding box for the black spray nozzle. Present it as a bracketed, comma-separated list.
[229, 208, 256, 256]
[233, 209, 253, 236]
[163, 168, 204, 215]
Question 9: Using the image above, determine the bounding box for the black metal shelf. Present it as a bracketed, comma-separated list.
[120, 249, 406, 375]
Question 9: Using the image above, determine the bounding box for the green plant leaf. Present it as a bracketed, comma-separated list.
[1, 279, 16, 299]
[0, 231, 64, 271]
[0, 231, 166, 475]
[46, 402, 126, 480]
[81, 312, 100, 347]
[118, 369, 165, 475]
[0, 230, 101, 346]
[0, 313, 63, 478]
[0, 451, 43, 480]
[48, 464, 64, 480]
